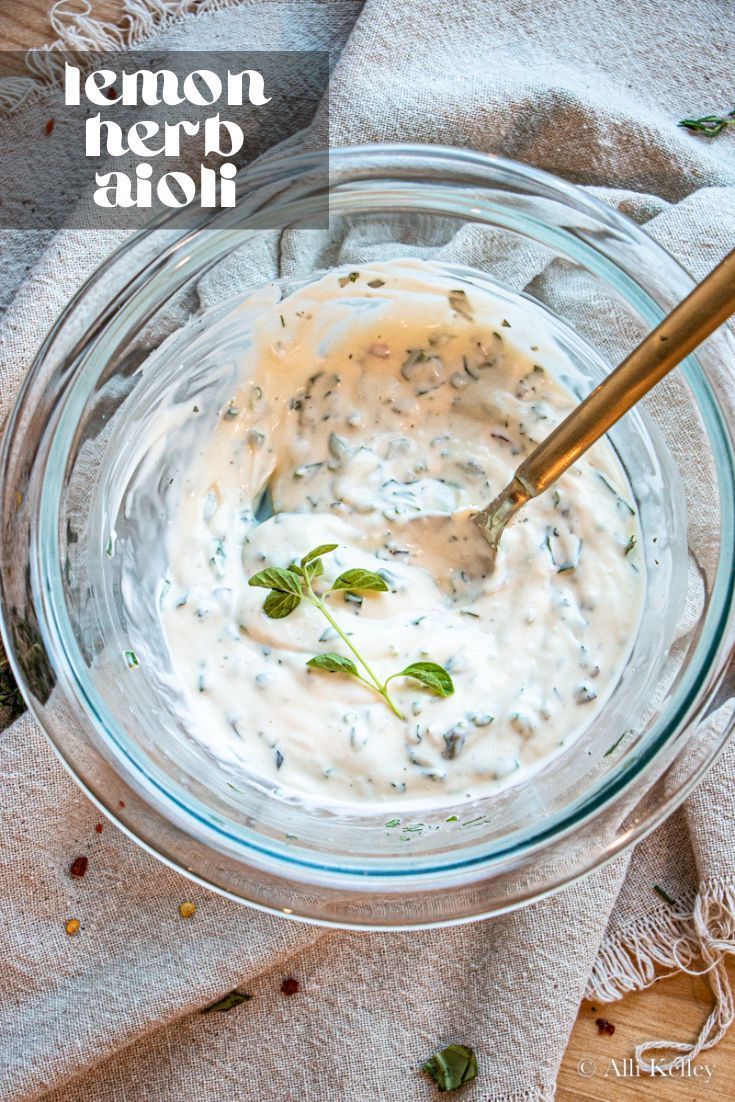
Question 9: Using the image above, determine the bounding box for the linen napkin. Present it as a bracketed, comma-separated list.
[0, 2, 734, 1100]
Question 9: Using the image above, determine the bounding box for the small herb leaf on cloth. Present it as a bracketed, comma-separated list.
[201, 990, 253, 1014]
[421, 1044, 478, 1092]
[653, 883, 677, 906]
[678, 108, 735, 136]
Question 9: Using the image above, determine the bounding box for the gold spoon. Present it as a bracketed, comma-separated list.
[468, 248, 735, 569]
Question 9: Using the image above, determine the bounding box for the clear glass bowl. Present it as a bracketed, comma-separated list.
[2, 144, 734, 928]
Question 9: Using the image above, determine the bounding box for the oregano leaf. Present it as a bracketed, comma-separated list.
[306, 653, 359, 676]
[263, 590, 301, 618]
[301, 543, 338, 566]
[397, 662, 454, 697]
[305, 557, 324, 580]
[331, 568, 389, 593]
[248, 566, 302, 594]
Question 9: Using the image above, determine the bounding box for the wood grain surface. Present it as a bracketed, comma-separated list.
[1, 4, 732, 1099]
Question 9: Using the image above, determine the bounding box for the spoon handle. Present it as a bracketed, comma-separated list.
[513, 248, 735, 498]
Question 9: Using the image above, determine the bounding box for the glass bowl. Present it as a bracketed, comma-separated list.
[1, 144, 734, 929]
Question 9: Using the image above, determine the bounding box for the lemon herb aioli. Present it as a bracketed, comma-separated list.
[159, 260, 643, 804]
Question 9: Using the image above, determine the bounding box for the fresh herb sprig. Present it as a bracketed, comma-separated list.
[679, 107, 735, 137]
[248, 544, 454, 719]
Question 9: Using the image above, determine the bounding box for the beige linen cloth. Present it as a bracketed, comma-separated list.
[1, 2, 735, 1099]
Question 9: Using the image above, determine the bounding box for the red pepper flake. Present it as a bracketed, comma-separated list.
[94, 822, 104, 833]
[280, 977, 299, 996]
[44, 119, 55, 136]
[69, 855, 89, 878]
[596, 1017, 615, 1036]
[118, 800, 126, 809]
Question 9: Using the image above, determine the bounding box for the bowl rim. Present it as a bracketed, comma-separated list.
[2, 142, 734, 925]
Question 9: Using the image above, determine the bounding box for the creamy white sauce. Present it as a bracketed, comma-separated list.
[158, 260, 643, 804]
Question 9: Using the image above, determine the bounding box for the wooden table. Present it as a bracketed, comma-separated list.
[2, 4, 733, 1098]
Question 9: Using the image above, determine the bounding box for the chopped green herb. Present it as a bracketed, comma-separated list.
[280, 314, 286, 327]
[545, 529, 582, 573]
[328, 432, 349, 461]
[247, 429, 265, 449]
[401, 348, 429, 380]
[595, 471, 635, 515]
[574, 684, 597, 704]
[604, 731, 627, 757]
[653, 884, 677, 906]
[442, 725, 466, 759]
[624, 534, 636, 556]
[105, 535, 114, 558]
[448, 289, 473, 321]
[445, 815, 458, 823]
[422, 1044, 478, 1092]
[385, 818, 400, 828]
[123, 650, 139, 669]
[557, 541, 582, 573]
